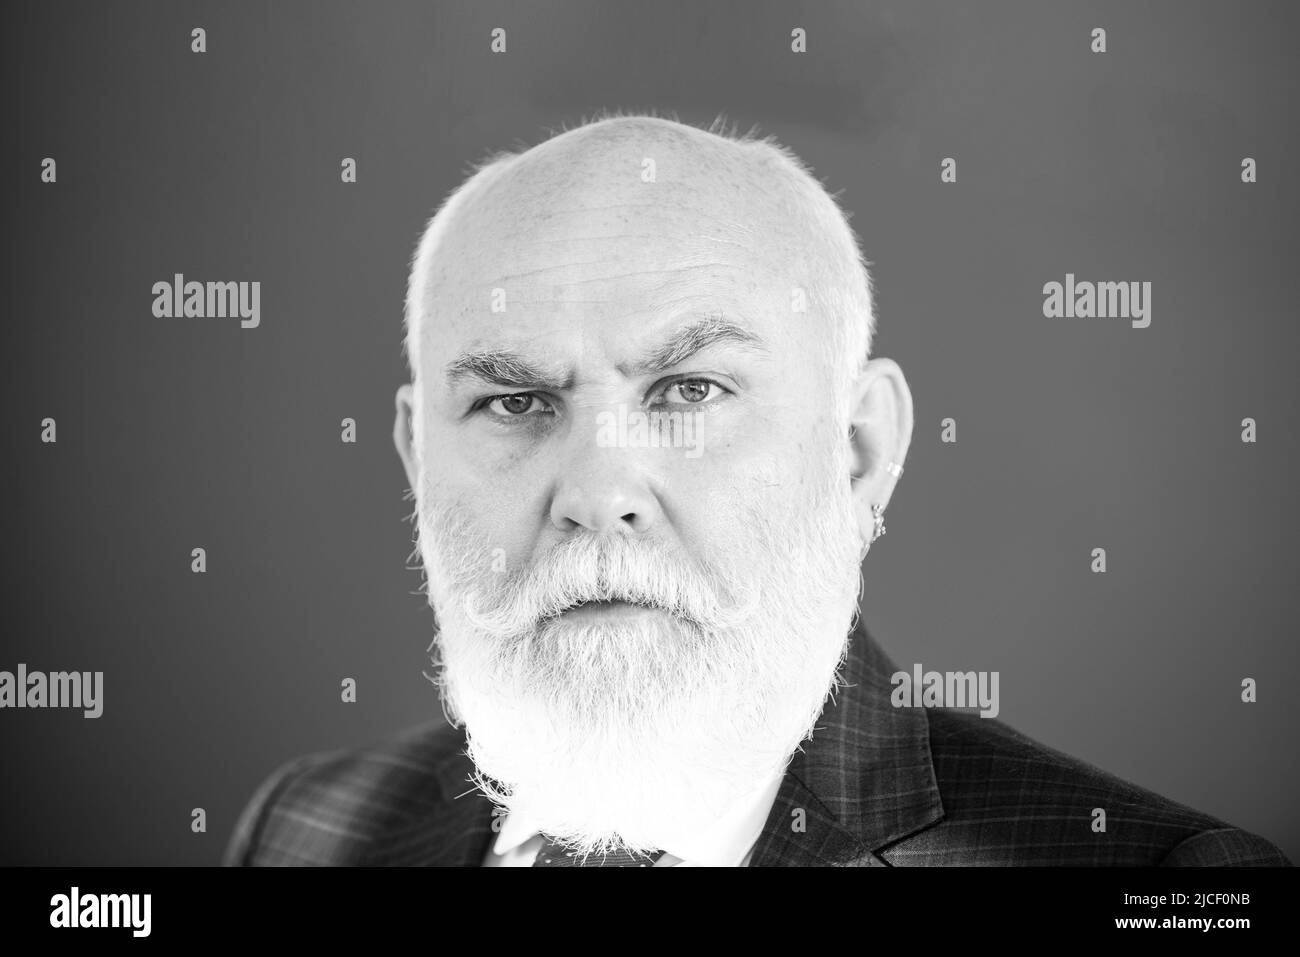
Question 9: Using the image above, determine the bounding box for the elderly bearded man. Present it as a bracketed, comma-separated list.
[224, 115, 1290, 868]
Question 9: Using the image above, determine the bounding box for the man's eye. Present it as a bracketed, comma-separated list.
[486, 393, 550, 416]
[661, 379, 725, 404]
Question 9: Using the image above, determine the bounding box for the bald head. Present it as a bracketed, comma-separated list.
[402, 114, 876, 410]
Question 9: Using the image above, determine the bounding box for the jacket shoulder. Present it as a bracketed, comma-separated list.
[883, 709, 1291, 866]
[1160, 827, 1293, 867]
[222, 720, 467, 866]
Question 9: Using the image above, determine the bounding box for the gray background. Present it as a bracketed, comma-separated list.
[3, 0, 1296, 865]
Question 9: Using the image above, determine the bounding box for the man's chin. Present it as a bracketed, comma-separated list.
[509, 614, 709, 700]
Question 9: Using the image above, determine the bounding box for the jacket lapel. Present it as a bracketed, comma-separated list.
[365, 740, 498, 866]
[748, 619, 945, 866]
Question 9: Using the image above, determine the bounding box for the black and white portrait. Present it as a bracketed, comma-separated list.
[5, 0, 1295, 905]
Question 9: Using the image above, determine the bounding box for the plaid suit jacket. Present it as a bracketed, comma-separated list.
[224, 620, 1291, 866]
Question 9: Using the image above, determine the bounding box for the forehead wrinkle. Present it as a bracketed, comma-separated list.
[470, 201, 758, 253]
[515, 234, 662, 247]
[493, 261, 743, 287]
[499, 200, 749, 223]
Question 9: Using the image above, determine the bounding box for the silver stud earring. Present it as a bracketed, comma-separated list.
[869, 503, 887, 545]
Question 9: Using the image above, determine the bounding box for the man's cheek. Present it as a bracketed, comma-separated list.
[739, 448, 802, 494]
[666, 455, 789, 551]
[453, 496, 539, 580]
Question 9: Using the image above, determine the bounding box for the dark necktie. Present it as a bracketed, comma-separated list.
[532, 834, 665, 867]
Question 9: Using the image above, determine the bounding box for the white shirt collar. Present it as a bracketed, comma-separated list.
[492, 772, 785, 867]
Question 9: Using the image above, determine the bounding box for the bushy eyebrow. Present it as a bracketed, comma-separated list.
[620, 314, 769, 375]
[444, 351, 570, 391]
[443, 314, 768, 390]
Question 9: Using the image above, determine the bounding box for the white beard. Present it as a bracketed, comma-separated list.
[415, 438, 867, 858]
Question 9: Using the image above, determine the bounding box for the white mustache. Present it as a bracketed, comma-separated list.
[458, 538, 762, 638]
